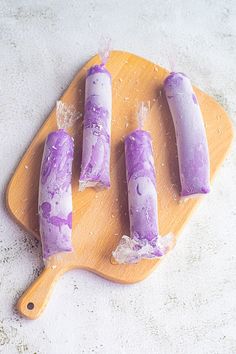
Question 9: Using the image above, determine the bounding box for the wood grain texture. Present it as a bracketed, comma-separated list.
[6, 51, 233, 319]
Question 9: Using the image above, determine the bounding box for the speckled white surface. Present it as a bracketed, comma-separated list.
[0, 1, 236, 353]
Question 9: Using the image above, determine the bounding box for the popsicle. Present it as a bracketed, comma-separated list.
[79, 40, 112, 190]
[112, 103, 172, 264]
[164, 72, 210, 197]
[38, 101, 79, 260]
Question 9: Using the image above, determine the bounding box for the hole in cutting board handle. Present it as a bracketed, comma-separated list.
[27, 302, 34, 310]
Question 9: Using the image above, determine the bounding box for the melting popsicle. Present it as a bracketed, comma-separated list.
[164, 72, 210, 197]
[112, 103, 172, 264]
[39, 101, 79, 260]
[79, 40, 112, 190]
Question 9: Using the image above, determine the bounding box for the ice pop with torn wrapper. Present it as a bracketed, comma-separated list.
[164, 72, 210, 198]
[112, 102, 173, 264]
[38, 101, 80, 260]
[79, 39, 112, 190]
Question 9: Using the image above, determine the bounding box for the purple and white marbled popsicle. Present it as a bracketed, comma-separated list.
[79, 64, 112, 190]
[39, 129, 74, 259]
[112, 129, 171, 264]
[164, 72, 210, 197]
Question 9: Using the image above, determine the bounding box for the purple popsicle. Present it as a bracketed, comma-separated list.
[164, 72, 210, 197]
[112, 103, 172, 264]
[38, 101, 78, 260]
[79, 42, 112, 190]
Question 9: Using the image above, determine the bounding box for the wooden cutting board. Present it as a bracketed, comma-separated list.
[6, 51, 233, 319]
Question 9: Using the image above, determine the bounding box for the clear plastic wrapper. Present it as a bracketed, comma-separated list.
[164, 72, 210, 197]
[79, 39, 112, 190]
[38, 101, 79, 260]
[112, 103, 173, 264]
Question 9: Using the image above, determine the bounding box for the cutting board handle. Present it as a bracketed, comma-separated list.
[17, 265, 66, 319]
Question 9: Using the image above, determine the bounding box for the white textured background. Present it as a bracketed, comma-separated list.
[0, 1, 236, 353]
